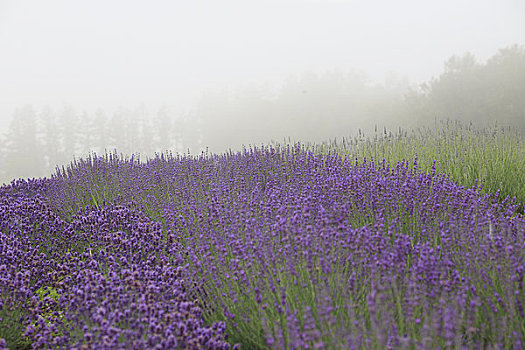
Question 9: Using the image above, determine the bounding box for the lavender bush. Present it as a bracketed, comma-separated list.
[1, 143, 524, 349]
[0, 179, 232, 349]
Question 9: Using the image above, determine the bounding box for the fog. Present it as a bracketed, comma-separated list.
[1, 0, 523, 122]
[0, 0, 524, 181]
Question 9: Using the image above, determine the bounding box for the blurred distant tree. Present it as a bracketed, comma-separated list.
[77, 111, 95, 158]
[1, 105, 44, 181]
[195, 89, 233, 153]
[155, 106, 173, 153]
[483, 45, 525, 128]
[126, 107, 142, 155]
[58, 106, 80, 164]
[367, 74, 410, 130]
[405, 45, 525, 130]
[423, 52, 483, 121]
[231, 83, 275, 147]
[139, 115, 155, 157]
[107, 109, 125, 153]
[276, 72, 320, 141]
[93, 108, 109, 155]
[179, 111, 202, 154]
[40, 106, 61, 174]
[171, 113, 185, 154]
[193, 69, 407, 153]
[0, 133, 5, 183]
[0, 152, 6, 184]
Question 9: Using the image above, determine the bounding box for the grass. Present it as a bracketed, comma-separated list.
[306, 119, 525, 214]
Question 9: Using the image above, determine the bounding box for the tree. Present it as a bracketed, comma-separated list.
[142, 117, 156, 157]
[404, 45, 525, 130]
[40, 106, 61, 174]
[107, 109, 126, 153]
[2, 105, 44, 181]
[58, 106, 80, 165]
[77, 111, 96, 158]
[93, 108, 109, 155]
[484, 45, 525, 129]
[155, 106, 173, 153]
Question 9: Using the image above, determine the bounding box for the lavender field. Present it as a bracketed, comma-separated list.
[1, 127, 525, 349]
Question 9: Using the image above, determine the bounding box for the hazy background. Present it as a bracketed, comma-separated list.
[0, 0, 524, 182]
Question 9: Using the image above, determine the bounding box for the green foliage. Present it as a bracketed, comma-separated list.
[0, 296, 32, 350]
[311, 120, 525, 214]
[406, 44, 525, 130]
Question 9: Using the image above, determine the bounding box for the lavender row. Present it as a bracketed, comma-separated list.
[0, 179, 233, 349]
[3, 144, 525, 349]
[47, 145, 525, 348]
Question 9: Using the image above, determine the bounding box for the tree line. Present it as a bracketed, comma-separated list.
[1, 44, 523, 184]
[194, 44, 525, 151]
[0, 106, 200, 184]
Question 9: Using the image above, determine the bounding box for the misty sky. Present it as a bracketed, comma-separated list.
[0, 0, 523, 132]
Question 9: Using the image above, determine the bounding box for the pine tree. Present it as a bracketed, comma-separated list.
[2, 105, 44, 181]
[40, 106, 61, 175]
[93, 108, 108, 155]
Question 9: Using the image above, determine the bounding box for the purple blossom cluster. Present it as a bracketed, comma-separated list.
[0, 179, 232, 349]
[2, 145, 525, 349]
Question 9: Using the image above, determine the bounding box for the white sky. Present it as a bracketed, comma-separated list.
[0, 0, 524, 131]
